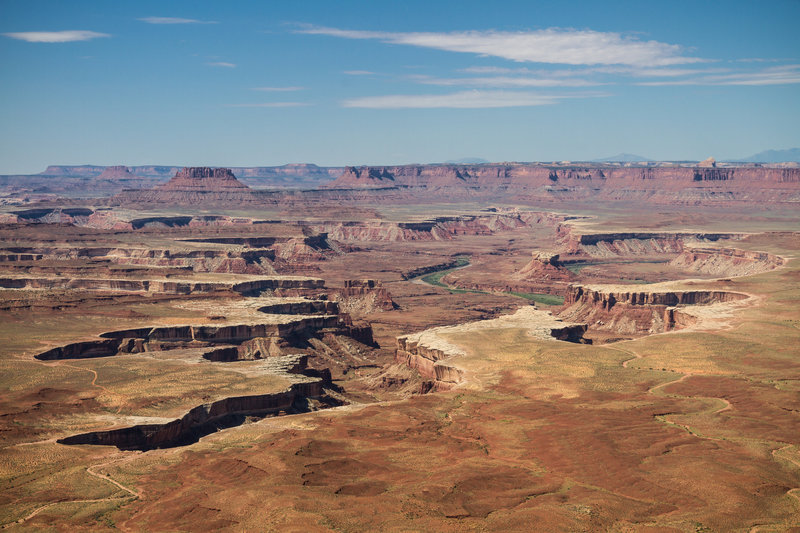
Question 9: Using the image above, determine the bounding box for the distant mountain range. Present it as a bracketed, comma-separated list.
[737, 148, 800, 163]
[591, 153, 653, 162]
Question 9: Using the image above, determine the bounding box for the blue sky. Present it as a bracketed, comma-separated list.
[1, 0, 799, 173]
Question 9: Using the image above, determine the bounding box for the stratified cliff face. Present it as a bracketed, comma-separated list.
[559, 284, 750, 334]
[328, 164, 800, 189]
[558, 231, 743, 259]
[670, 247, 785, 277]
[57, 381, 324, 450]
[323, 164, 800, 205]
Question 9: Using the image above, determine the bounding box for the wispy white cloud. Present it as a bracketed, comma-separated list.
[298, 26, 702, 67]
[637, 65, 800, 86]
[3, 30, 109, 43]
[341, 90, 594, 109]
[251, 86, 305, 92]
[226, 102, 312, 108]
[461, 66, 543, 75]
[207, 61, 236, 68]
[460, 64, 727, 78]
[139, 17, 216, 24]
[591, 66, 729, 77]
[343, 70, 375, 75]
[412, 74, 602, 88]
[734, 57, 782, 63]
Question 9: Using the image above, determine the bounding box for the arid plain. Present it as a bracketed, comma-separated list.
[0, 163, 798, 532]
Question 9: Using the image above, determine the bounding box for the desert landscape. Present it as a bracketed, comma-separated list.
[2, 2, 799, 531]
[0, 162, 797, 531]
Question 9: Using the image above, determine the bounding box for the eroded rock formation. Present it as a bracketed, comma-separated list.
[559, 232, 743, 259]
[112, 167, 255, 205]
[559, 284, 750, 335]
[157, 167, 250, 191]
[670, 246, 785, 276]
[514, 252, 575, 282]
[328, 280, 397, 315]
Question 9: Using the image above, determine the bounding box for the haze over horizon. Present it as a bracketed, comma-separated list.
[1, 0, 799, 174]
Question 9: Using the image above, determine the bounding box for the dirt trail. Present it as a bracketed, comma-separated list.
[0, 354, 140, 529]
[1, 454, 141, 530]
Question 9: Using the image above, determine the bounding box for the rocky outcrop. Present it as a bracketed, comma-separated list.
[272, 234, 337, 263]
[559, 284, 749, 334]
[156, 167, 250, 191]
[202, 337, 293, 361]
[328, 280, 397, 315]
[328, 166, 396, 188]
[514, 252, 575, 282]
[96, 166, 139, 181]
[670, 247, 785, 277]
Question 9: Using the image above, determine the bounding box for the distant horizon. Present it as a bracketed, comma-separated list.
[2, 1, 798, 174]
[3, 148, 795, 176]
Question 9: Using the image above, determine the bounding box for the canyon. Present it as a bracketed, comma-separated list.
[0, 166, 798, 531]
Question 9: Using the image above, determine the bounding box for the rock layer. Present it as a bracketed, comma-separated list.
[324, 163, 800, 205]
[559, 284, 750, 334]
[559, 232, 743, 259]
[670, 246, 785, 277]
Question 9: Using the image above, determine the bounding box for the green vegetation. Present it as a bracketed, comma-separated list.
[505, 291, 565, 306]
[419, 256, 471, 289]
[565, 262, 590, 274]
[420, 270, 449, 288]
